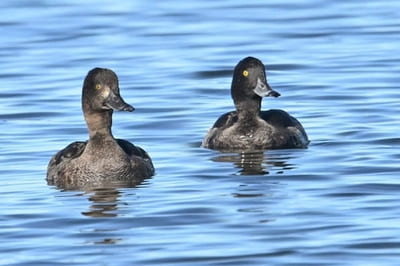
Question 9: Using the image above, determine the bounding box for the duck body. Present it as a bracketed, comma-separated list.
[203, 109, 308, 151]
[202, 57, 309, 151]
[47, 68, 154, 188]
[47, 136, 154, 188]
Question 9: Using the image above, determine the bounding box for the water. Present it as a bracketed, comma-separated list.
[1, 0, 400, 265]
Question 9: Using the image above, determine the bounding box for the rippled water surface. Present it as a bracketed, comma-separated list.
[1, 0, 400, 265]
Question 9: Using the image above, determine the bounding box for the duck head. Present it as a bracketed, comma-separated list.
[231, 57, 280, 107]
[82, 68, 134, 114]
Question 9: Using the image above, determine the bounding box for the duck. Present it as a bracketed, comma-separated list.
[47, 68, 154, 188]
[202, 57, 309, 151]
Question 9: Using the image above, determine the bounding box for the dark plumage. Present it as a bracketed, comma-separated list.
[47, 68, 154, 189]
[202, 57, 309, 151]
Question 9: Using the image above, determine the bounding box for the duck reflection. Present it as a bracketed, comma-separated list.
[47, 178, 146, 218]
[212, 150, 297, 175]
[47, 176, 144, 191]
[81, 187, 122, 217]
[47, 180, 147, 246]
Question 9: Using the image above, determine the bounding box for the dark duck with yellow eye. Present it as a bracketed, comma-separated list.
[202, 57, 309, 151]
[47, 68, 154, 189]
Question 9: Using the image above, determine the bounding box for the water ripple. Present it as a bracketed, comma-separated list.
[1, 0, 400, 265]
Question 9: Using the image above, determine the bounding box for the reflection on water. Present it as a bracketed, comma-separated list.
[82, 188, 122, 218]
[212, 150, 297, 175]
[47, 175, 147, 191]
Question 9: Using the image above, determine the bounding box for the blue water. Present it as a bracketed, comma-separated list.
[1, 0, 400, 265]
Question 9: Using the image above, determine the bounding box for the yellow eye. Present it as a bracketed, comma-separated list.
[95, 84, 102, 90]
[243, 70, 249, 77]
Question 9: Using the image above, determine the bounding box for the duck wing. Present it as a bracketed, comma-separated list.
[202, 111, 238, 148]
[52, 141, 87, 165]
[211, 111, 238, 129]
[260, 109, 299, 128]
[46, 141, 87, 183]
[116, 139, 152, 160]
[260, 109, 309, 147]
[116, 139, 154, 176]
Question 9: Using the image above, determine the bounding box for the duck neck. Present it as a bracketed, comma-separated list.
[84, 110, 114, 139]
[234, 97, 261, 124]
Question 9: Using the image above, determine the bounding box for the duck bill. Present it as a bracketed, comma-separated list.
[253, 78, 280, 98]
[105, 91, 135, 112]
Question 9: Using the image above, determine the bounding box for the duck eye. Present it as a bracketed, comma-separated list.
[243, 70, 249, 77]
[95, 84, 102, 90]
